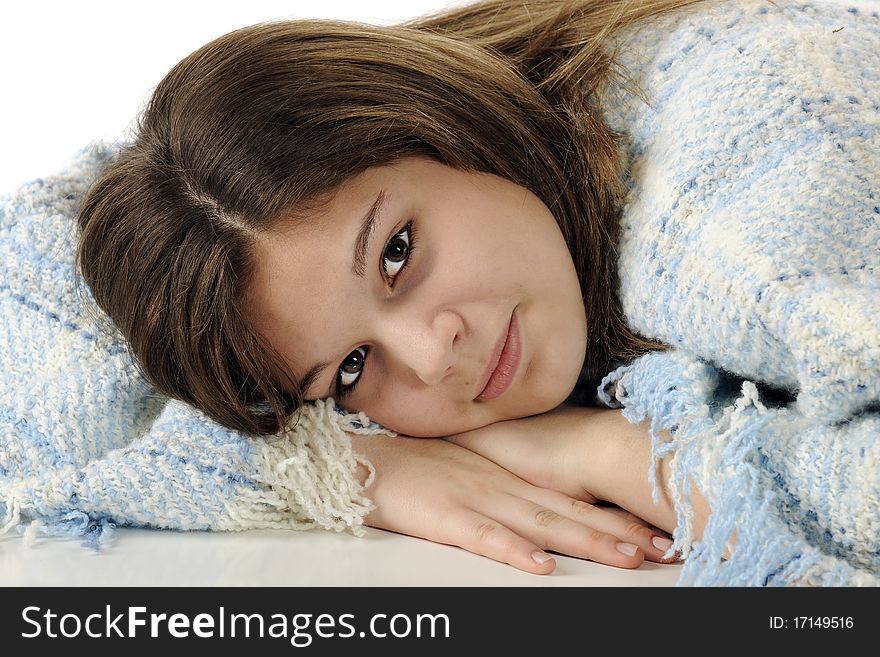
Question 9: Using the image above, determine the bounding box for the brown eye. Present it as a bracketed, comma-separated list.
[338, 346, 368, 390]
[383, 225, 411, 279]
[385, 235, 408, 262]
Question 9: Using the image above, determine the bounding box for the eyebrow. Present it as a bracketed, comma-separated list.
[301, 190, 388, 399]
[352, 190, 387, 278]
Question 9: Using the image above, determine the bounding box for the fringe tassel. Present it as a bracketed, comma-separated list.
[599, 351, 880, 586]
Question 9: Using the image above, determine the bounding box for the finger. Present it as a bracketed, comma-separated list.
[543, 493, 672, 564]
[596, 504, 679, 563]
[495, 494, 646, 569]
[440, 509, 558, 576]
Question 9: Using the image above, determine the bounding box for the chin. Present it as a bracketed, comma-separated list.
[504, 385, 575, 423]
[530, 355, 585, 414]
[529, 389, 574, 416]
[395, 415, 487, 439]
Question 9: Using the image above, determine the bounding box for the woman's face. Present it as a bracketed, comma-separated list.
[249, 157, 587, 437]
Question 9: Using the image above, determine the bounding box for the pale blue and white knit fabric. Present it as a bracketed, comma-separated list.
[0, 148, 392, 545]
[597, 0, 879, 585]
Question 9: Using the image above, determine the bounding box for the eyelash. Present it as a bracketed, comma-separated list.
[335, 221, 417, 400]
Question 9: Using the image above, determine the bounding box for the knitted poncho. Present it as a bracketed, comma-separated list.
[596, 0, 879, 585]
[1, 0, 877, 586]
[0, 145, 392, 543]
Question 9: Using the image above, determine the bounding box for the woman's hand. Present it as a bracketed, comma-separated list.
[348, 432, 668, 575]
[444, 405, 710, 555]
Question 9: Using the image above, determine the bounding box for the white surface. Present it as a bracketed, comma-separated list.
[0, 1, 679, 588]
[1, 527, 681, 587]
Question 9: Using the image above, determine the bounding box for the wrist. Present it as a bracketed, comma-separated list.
[591, 413, 713, 540]
[561, 407, 642, 504]
[348, 432, 398, 491]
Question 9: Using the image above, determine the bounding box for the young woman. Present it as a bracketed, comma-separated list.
[76, 0, 713, 574]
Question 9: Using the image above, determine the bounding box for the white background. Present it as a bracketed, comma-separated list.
[0, 1, 464, 193]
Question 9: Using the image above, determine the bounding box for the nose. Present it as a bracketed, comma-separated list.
[381, 309, 462, 386]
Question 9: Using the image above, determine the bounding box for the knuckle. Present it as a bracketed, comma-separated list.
[586, 527, 606, 544]
[473, 520, 499, 544]
[471, 522, 520, 561]
[533, 508, 560, 528]
[623, 522, 653, 542]
[498, 536, 522, 562]
[570, 499, 595, 515]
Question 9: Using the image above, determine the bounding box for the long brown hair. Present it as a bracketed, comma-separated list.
[76, 0, 699, 435]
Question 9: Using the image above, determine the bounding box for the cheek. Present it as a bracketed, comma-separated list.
[356, 389, 475, 438]
[344, 385, 418, 435]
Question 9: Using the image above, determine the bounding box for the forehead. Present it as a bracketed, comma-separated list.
[251, 155, 441, 281]
[243, 163, 401, 370]
[247, 155, 477, 337]
[249, 188, 368, 327]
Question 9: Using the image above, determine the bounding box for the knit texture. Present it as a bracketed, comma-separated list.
[597, 0, 879, 585]
[0, 145, 393, 545]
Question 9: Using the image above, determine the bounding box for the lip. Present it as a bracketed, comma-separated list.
[476, 309, 522, 401]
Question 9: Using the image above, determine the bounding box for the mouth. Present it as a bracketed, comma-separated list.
[476, 309, 522, 401]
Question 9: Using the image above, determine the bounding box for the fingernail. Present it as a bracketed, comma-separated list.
[652, 536, 674, 552]
[616, 542, 639, 556]
[531, 550, 553, 565]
